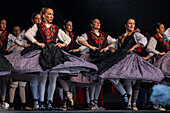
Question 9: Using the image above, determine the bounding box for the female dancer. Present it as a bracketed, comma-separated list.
[57, 19, 80, 111]
[0, 18, 13, 109]
[7, 25, 31, 110]
[23, 7, 97, 110]
[76, 18, 117, 110]
[77, 18, 164, 110]
[146, 22, 170, 111]
[29, 12, 41, 110]
[147, 22, 170, 76]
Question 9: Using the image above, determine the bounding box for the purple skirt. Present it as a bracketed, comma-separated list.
[99, 53, 164, 82]
[65, 54, 101, 87]
[153, 51, 170, 76]
[5, 50, 42, 73]
[5, 50, 98, 74]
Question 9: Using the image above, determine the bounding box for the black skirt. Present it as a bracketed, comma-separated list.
[0, 54, 14, 71]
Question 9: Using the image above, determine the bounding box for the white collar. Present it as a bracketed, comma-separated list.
[46, 24, 51, 28]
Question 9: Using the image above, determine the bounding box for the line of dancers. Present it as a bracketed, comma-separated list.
[0, 7, 169, 111]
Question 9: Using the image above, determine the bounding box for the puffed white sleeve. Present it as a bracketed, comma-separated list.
[107, 35, 117, 48]
[14, 38, 23, 46]
[146, 37, 160, 56]
[25, 24, 38, 43]
[7, 34, 16, 49]
[134, 32, 147, 47]
[20, 30, 26, 39]
[20, 30, 25, 36]
[110, 39, 118, 50]
[164, 27, 170, 41]
[57, 29, 71, 46]
[8, 34, 16, 42]
[77, 33, 88, 41]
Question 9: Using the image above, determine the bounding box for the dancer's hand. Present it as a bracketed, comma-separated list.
[100, 47, 109, 52]
[24, 44, 31, 47]
[158, 52, 166, 55]
[69, 48, 80, 53]
[55, 43, 67, 48]
[90, 46, 98, 51]
[38, 43, 45, 48]
[128, 47, 135, 53]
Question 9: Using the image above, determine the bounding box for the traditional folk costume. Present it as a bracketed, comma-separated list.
[147, 28, 170, 76]
[96, 31, 164, 82]
[79, 31, 164, 109]
[77, 30, 116, 110]
[0, 30, 13, 75]
[0, 30, 13, 108]
[5, 22, 97, 110]
[7, 30, 31, 110]
[5, 23, 97, 74]
[57, 31, 81, 110]
[147, 28, 170, 110]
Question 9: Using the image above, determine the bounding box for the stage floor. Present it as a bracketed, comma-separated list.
[0, 110, 169, 113]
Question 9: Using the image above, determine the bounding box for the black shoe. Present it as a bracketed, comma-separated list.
[47, 100, 53, 110]
[9, 103, 14, 110]
[89, 100, 96, 110]
[39, 102, 45, 110]
[33, 99, 39, 110]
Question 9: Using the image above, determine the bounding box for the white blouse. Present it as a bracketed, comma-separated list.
[123, 32, 147, 47]
[146, 37, 159, 56]
[25, 24, 71, 45]
[147, 33, 170, 56]
[164, 27, 170, 40]
[147, 27, 170, 56]
[77, 32, 116, 44]
[7, 30, 27, 51]
[77, 32, 117, 53]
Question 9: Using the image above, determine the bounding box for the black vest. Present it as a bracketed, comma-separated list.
[36, 23, 60, 43]
[86, 31, 108, 49]
[118, 32, 136, 52]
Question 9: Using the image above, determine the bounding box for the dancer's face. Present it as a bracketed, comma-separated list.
[13, 26, 21, 37]
[125, 19, 135, 32]
[32, 14, 41, 24]
[43, 9, 54, 24]
[64, 21, 73, 32]
[157, 24, 165, 35]
[0, 19, 7, 31]
[91, 19, 101, 30]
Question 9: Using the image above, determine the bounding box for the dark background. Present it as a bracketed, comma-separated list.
[1, 0, 170, 37]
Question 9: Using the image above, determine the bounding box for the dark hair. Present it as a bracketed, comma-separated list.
[152, 22, 164, 34]
[90, 18, 99, 24]
[0, 18, 6, 22]
[13, 25, 20, 29]
[154, 22, 163, 30]
[31, 12, 40, 19]
[124, 17, 135, 25]
[63, 19, 72, 26]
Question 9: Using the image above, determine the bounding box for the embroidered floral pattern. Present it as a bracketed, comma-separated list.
[0, 31, 7, 47]
[41, 22, 56, 43]
[135, 46, 144, 53]
[154, 34, 170, 50]
[90, 30, 105, 48]
[69, 32, 75, 41]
